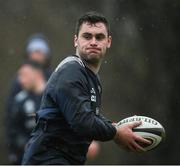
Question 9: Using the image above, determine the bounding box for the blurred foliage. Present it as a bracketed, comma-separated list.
[0, 0, 179, 164]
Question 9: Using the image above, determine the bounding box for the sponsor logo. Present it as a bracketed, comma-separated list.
[119, 117, 158, 126]
[90, 88, 96, 94]
[90, 88, 96, 102]
[91, 95, 96, 102]
[95, 107, 100, 115]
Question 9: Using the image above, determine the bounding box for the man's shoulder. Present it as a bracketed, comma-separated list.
[47, 55, 88, 89]
[55, 55, 85, 73]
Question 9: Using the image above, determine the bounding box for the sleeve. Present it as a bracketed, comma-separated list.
[5, 98, 22, 155]
[5, 78, 22, 111]
[99, 113, 113, 124]
[5, 78, 22, 149]
[54, 63, 117, 141]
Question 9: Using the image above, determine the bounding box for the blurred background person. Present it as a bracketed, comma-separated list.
[4, 33, 53, 164]
[6, 61, 46, 164]
[6, 33, 52, 106]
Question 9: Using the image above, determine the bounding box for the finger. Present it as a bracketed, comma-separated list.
[135, 135, 152, 145]
[127, 143, 136, 152]
[131, 141, 146, 153]
[129, 121, 142, 129]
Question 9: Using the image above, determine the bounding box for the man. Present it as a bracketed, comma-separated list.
[5, 33, 52, 164]
[22, 11, 150, 165]
[5, 33, 52, 114]
[18, 61, 46, 95]
[6, 61, 46, 164]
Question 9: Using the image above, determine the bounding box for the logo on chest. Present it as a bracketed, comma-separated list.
[90, 88, 96, 102]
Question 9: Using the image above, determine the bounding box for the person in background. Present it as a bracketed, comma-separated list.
[6, 61, 46, 164]
[6, 33, 52, 103]
[5, 33, 52, 164]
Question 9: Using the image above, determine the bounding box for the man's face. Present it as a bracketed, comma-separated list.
[29, 51, 47, 65]
[18, 64, 37, 91]
[74, 22, 112, 64]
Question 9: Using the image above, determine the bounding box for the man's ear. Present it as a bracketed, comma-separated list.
[74, 35, 78, 48]
[107, 36, 112, 48]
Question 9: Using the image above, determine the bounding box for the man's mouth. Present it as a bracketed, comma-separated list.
[86, 48, 101, 53]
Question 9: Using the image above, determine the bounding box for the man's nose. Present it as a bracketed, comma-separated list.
[90, 37, 98, 46]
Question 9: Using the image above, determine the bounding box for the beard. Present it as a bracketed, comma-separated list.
[80, 51, 104, 66]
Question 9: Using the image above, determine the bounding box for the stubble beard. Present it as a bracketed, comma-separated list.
[80, 51, 104, 67]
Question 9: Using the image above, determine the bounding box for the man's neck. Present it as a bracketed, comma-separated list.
[85, 62, 101, 74]
[76, 52, 101, 74]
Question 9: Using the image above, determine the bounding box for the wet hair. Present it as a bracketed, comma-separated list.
[75, 11, 110, 36]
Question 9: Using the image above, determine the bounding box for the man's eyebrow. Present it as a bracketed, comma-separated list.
[82, 32, 106, 36]
[82, 32, 92, 35]
[96, 33, 106, 36]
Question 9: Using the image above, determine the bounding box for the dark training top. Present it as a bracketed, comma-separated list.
[22, 55, 116, 165]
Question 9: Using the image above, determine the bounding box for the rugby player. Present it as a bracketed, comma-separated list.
[22, 11, 150, 165]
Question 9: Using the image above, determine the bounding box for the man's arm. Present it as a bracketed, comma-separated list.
[53, 63, 116, 141]
[52, 62, 150, 152]
[99, 113, 113, 124]
[56, 80, 116, 141]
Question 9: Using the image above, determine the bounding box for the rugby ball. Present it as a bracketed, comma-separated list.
[116, 115, 165, 151]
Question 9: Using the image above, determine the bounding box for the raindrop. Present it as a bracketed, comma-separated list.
[139, 27, 143, 31]
[122, 16, 126, 20]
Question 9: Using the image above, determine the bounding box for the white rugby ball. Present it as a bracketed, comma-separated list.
[116, 115, 165, 151]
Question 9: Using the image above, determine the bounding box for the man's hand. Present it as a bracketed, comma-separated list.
[113, 121, 151, 153]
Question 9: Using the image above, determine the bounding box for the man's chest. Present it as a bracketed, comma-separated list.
[87, 75, 102, 116]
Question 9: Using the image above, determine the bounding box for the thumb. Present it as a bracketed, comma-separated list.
[129, 121, 142, 129]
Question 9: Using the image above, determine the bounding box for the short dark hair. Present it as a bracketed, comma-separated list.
[22, 60, 45, 71]
[75, 11, 110, 36]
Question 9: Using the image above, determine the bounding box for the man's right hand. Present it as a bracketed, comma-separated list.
[113, 121, 151, 153]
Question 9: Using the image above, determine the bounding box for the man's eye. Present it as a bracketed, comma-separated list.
[96, 34, 106, 41]
[83, 34, 92, 40]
